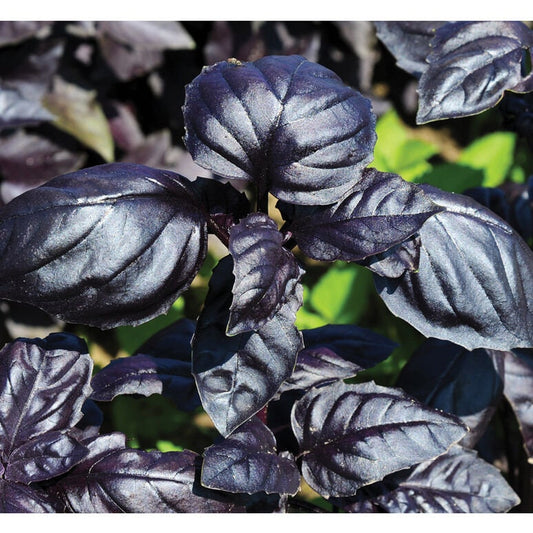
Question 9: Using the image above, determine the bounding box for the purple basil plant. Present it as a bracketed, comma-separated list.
[0, 21, 532, 512]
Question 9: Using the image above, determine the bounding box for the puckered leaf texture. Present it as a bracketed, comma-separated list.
[183, 54, 376, 205]
[192, 256, 302, 437]
[228, 212, 304, 334]
[416, 21, 533, 123]
[281, 169, 442, 262]
[0, 162, 208, 329]
[291, 381, 467, 498]
[201, 417, 300, 495]
[375, 186, 533, 351]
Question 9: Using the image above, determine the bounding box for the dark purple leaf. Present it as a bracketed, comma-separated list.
[0, 129, 86, 203]
[374, 21, 446, 77]
[417, 21, 533, 123]
[55, 438, 243, 512]
[90, 318, 201, 412]
[396, 339, 504, 447]
[183, 55, 376, 206]
[0, 162, 208, 329]
[0, 335, 92, 458]
[5, 430, 88, 484]
[201, 417, 301, 495]
[0, 40, 62, 129]
[192, 256, 302, 437]
[96, 22, 194, 81]
[228, 212, 304, 334]
[499, 350, 533, 460]
[375, 186, 533, 351]
[279, 324, 397, 393]
[0, 21, 53, 47]
[291, 381, 467, 498]
[0, 479, 57, 512]
[375, 445, 520, 512]
[283, 169, 442, 261]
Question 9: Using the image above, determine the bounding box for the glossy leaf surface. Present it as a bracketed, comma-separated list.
[228, 212, 304, 334]
[0, 163, 208, 329]
[183, 54, 376, 205]
[291, 381, 467, 498]
[375, 446, 520, 512]
[0, 334, 92, 458]
[201, 417, 300, 495]
[192, 256, 302, 436]
[417, 21, 533, 123]
[283, 169, 441, 261]
[375, 186, 533, 350]
[55, 440, 243, 512]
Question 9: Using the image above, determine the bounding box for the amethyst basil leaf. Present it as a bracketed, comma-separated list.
[374, 21, 446, 78]
[228, 212, 304, 334]
[183, 54, 376, 205]
[54, 435, 243, 513]
[291, 381, 467, 498]
[201, 417, 300, 495]
[90, 318, 201, 412]
[396, 339, 504, 448]
[0, 334, 92, 458]
[279, 324, 397, 393]
[192, 256, 302, 437]
[0, 481, 58, 513]
[499, 350, 533, 460]
[416, 21, 533, 124]
[281, 169, 442, 262]
[0, 162, 208, 329]
[374, 446, 520, 513]
[375, 186, 533, 351]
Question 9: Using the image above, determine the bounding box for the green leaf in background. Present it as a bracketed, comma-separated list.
[458, 131, 516, 187]
[415, 163, 484, 193]
[115, 297, 185, 355]
[304, 262, 373, 325]
[43, 76, 115, 162]
[372, 109, 439, 181]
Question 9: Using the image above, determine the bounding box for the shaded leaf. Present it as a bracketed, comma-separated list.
[396, 338, 504, 447]
[500, 350, 533, 460]
[0, 129, 86, 203]
[283, 168, 442, 261]
[375, 185, 533, 350]
[291, 381, 467, 498]
[91, 319, 201, 412]
[201, 417, 300, 495]
[192, 256, 302, 436]
[183, 55, 376, 205]
[0, 163, 208, 329]
[279, 324, 397, 393]
[228, 212, 304, 334]
[0, 21, 52, 47]
[417, 21, 533, 123]
[374, 21, 446, 78]
[375, 445, 520, 512]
